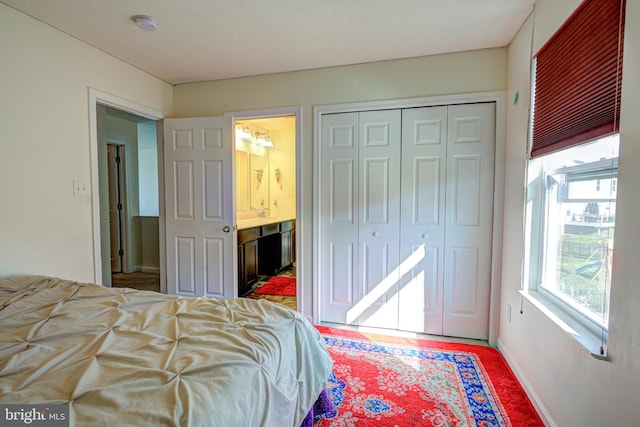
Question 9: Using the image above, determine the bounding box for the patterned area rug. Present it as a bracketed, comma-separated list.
[315, 326, 543, 427]
[253, 276, 296, 296]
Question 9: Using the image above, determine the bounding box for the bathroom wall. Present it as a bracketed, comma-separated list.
[235, 119, 296, 220]
[267, 125, 296, 220]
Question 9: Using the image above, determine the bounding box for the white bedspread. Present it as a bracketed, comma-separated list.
[0, 276, 332, 426]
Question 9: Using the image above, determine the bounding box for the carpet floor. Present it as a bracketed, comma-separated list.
[111, 271, 160, 292]
[315, 326, 543, 427]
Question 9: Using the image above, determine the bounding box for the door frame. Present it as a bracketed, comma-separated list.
[225, 106, 303, 314]
[313, 91, 506, 345]
[88, 88, 164, 287]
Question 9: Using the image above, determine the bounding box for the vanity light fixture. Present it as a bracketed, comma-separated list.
[254, 132, 274, 148]
[235, 124, 253, 142]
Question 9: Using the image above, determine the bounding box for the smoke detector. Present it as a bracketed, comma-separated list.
[132, 15, 158, 31]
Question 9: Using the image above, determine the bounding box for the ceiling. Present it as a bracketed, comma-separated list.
[2, 0, 535, 85]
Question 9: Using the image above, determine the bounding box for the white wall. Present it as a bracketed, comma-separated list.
[138, 121, 159, 217]
[0, 4, 172, 282]
[499, 1, 639, 426]
[173, 48, 507, 320]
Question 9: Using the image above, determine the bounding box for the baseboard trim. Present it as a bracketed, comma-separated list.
[139, 266, 160, 274]
[497, 337, 556, 427]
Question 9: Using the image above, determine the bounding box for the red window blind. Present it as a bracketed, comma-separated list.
[531, 0, 625, 158]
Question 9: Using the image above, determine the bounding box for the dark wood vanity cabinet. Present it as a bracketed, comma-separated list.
[280, 220, 295, 271]
[258, 223, 281, 276]
[237, 227, 259, 296]
[238, 220, 296, 295]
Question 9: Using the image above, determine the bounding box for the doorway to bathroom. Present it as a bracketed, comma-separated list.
[233, 114, 297, 310]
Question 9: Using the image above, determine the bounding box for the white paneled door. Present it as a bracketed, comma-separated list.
[320, 103, 495, 340]
[357, 110, 402, 329]
[443, 103, 495, 339]
[398, 106, 448, 335]
[163, 117, 235, 299]
[319, 113, 359, 325]
[319, 111, 402, 329]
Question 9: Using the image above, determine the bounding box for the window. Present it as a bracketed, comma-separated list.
[525, 137, 618, 355]
[523, 0, 625, 358]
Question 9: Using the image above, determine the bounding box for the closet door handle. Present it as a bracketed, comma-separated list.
[223, 226, 231, 233]
[372, 231, 379, 237]
[422, 233, 429, 240]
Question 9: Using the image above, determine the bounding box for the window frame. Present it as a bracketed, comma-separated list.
[524, 142, 618, 358]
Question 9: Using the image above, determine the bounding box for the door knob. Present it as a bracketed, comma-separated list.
[372, 231, 379, 237]
[422, 233, 429, 240]
[223, 226, 231, 233]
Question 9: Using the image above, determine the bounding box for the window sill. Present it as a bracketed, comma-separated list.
[519, 290, 608, 360]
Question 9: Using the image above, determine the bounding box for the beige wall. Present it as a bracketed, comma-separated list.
[174, 48, 507, 318]
[500, 0, 639, 425]
[0, 4, 172, 282]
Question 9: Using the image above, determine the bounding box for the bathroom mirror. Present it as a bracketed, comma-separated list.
[249, 153, 270, 211]
[236, 151, 249, 212]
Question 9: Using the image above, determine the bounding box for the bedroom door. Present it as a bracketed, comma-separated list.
[163, 117, 236, 298]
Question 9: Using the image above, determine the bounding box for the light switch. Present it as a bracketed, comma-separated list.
[73, 180, 90, 196]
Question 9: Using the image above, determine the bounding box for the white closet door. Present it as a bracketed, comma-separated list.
[443, 103, 495, 339]
[319, 103, 495, 340]
[164, 117, 235, 299]
[319, 110, 401, 327]
[319, 113, 360, 324]
[357, 110, 401, 329]
[398, 106, 448, 334]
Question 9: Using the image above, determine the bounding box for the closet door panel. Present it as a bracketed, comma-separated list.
[443, 103, 495, 340]
[451, 155, 482, 226]
[320, 113, 360, 324]
[330, 242, 355, 306]
[398, 106, 447, 334]
[357, 110, 401, 329]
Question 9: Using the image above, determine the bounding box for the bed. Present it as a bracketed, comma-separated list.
[0, 275, 333, 426]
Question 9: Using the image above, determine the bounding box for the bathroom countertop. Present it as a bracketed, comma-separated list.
[236, 217, 295, 230]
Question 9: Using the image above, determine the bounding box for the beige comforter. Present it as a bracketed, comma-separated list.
[0, 276, 332, 426]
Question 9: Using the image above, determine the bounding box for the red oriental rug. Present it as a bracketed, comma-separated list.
[253, 276, 296, 296]
[314, 326, 543, 427]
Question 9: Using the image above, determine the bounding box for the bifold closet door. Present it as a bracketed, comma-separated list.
[357, 110, 401, 329]
[319, 112, 359, 325]
[319, 103, 495, 339]
[397, 103, 495, 339]
[319, 110, 402, 328]
[442, 103, 495, 340]
[398, 106, 448, 335]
